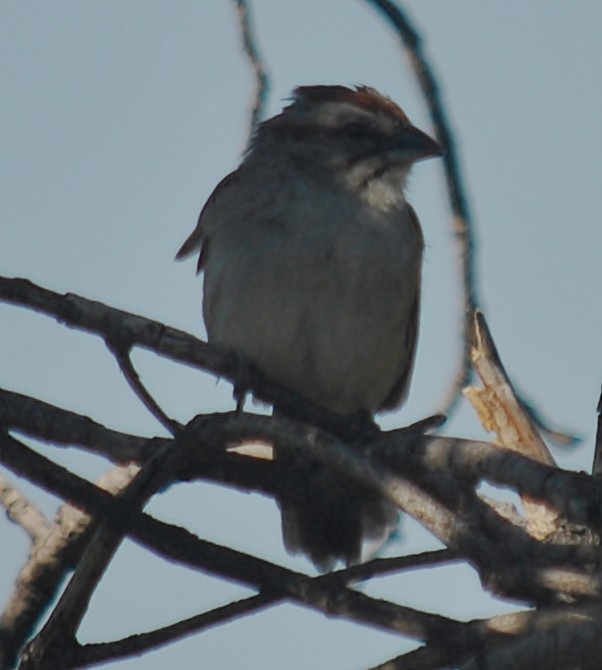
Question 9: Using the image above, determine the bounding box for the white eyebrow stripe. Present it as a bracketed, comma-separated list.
[309, 102, 397, 134]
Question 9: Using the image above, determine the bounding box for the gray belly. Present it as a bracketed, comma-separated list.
[203, 216, 421, 415]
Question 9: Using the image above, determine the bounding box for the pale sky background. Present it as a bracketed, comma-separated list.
[1, 2, 601, 669]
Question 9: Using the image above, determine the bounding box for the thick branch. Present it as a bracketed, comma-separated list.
[3, 406, 601, 609]
[184, 414, 602, 602]
[0, 435, 466, 661]
[371, 602, 602, 670]
[6, 386, 597, 531]
[459, 602, 602, 670]
[0, 387, 153, 463]
[0, 277, 380, 440]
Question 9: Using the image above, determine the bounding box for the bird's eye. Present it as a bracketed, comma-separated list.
[342, 121, 371, 139]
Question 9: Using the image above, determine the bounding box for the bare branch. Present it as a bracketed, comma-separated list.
[333, 549, 457, 584]
[0, 276, 387, 440]
[4, 386, 599, 550]
[197, 414, 601, 602]
[464, 310, 559, 539]
[466, 310, 578, 463]
[184, 411, 601, 543]
[75, 594, 275, 668]
[459, 602, 602, 670]
[0, 474, 50, 542]
[5, 381, 601, 548]
[1, 5, 597, 667]
[371, 602, 602, 670]
[465, 311, 555, 466]
[0, 276, 227, 385]
[232, 0, 270, 141]
[125, 518, 464, 646]
[74, 551, 455, 667]
[0, 464, 138, 670]
[1, 280, 598, 663]
[4, 404, 600, 608]
[0, 386, 153, 463]
[515, 394, 579, 447]
[13, 434, 176, 669]
[374, 432, 601, 532]
[106, 342, 181, 435]
[0, 434, 467, 668]
[2, 387, 600, 665]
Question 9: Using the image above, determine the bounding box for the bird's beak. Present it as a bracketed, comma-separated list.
[393, 125, 442, 161]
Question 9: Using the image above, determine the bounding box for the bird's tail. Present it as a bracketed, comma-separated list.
[276, 448, 398, 571]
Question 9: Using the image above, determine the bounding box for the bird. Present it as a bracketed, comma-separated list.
[177, 84, 441, 569]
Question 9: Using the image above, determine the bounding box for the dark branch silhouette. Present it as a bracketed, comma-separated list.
[232, 0, 270, 141]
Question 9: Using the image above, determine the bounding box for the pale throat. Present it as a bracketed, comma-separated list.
[342, 161, 409, 214]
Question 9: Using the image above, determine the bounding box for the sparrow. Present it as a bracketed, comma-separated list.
[177, 85, 441, 569]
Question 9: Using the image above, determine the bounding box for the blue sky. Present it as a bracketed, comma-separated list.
[1, 3, 601, 668]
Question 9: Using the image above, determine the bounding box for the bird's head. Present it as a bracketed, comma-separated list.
[249, 85, 441, 207]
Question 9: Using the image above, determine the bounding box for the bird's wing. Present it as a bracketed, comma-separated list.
[380, 288, 420, 411]
[175, 170, 239, 273]
[380, 204, 423, 411]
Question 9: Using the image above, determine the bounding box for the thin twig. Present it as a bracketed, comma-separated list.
[332, 549, 457, 584]
[75, 593, 275, 668]
[592, 384, 602, 477]
[106, 341, 181, 435]
[367, 645, 443, 670]
[232, 0, 270, 142]
[362, 2, 576, 447]
[362, 0, 479, 418]
[516, 393, 579, 446]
